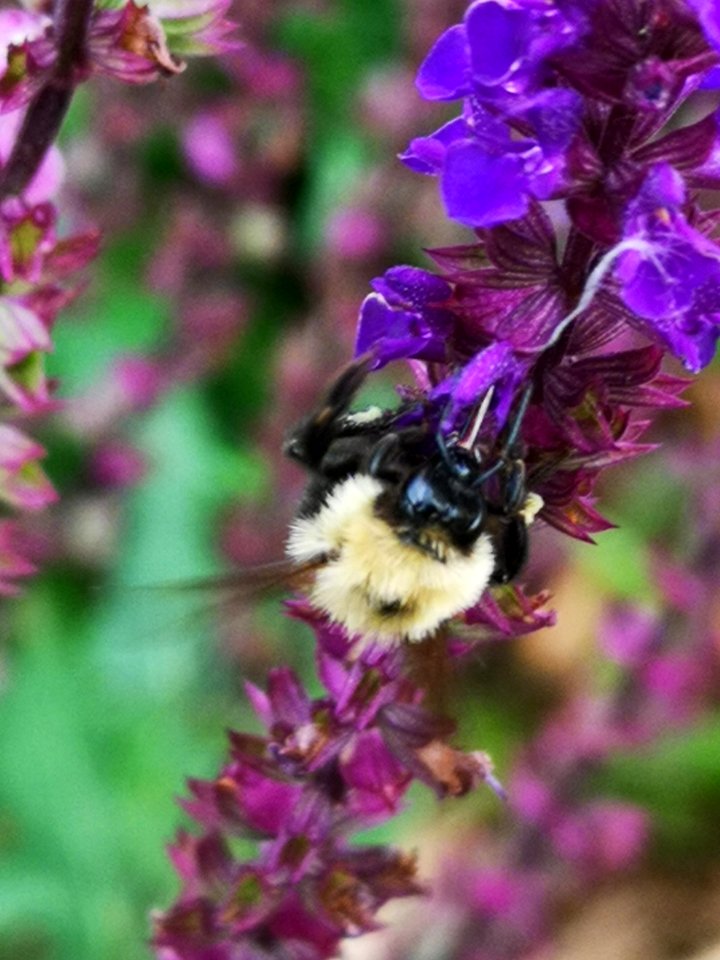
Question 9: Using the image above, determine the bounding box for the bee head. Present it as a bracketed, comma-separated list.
[397, 450, 488, 550]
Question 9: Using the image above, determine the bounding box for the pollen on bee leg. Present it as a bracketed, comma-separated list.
[344, 405, 384, 426]
[520, 492, 544, 525]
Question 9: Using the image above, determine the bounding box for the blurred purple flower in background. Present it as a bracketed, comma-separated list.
[0, 0, 237, 592]
[183, 111, 240, 187]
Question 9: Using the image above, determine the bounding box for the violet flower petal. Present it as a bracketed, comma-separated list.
[441, 139, 531, 227]
[356, 266, 453, 367]
[617, 164, 720, 371]
[416, 23, 470, 100]
[466, 0, 533, 86]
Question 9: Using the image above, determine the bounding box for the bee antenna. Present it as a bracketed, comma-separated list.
[473, 383, 533, 487]
[474, 458, 503, 485]
[435, 425, 455, 469]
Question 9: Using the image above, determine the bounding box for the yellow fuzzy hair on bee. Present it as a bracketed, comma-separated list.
[286, 474, 496, 643]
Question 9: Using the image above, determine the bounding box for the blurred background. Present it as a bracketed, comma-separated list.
[2, 2, 720, 959]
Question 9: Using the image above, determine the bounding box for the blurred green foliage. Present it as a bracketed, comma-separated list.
[277, 0, 400, 250]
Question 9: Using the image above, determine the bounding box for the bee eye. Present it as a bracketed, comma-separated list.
[401, 472, 441, 520]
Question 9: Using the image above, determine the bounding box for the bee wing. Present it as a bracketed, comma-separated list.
[123, 557, 326, 647]
[151, 557, 325, 599]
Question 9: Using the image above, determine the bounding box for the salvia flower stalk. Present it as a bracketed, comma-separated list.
[154, 607, 502, 959]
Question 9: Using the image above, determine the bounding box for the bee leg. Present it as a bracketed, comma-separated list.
[489, 458, 542, 584]
[500, 458, 527, 514]
[367, 432, 401, 479]
[490, 516, 528, 585]
[284, 356, 372, 469]
[503, 382, 533, 453]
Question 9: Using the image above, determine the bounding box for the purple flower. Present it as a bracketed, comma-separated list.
[462, 583, 556, 639]
[402, 0, 585, 227]
[148, 0, 239, 58]
[0, 213, 99, 415]
[0, 296, 51, 368]
[0, 295, 54, 414]
[431, 340, 526, 432]
[416, 1, 585, 103]
[432, 202, 565, 351]
[355, 265, 454, 367]
[153, 644, 443, 958]
[402, 98, 579, 229]
[0, 0, 239, 113]
[0, 10, 53, 115]
[556, 0, 711, 106]
[155, 828, 421, 960]
[89, 3, 186, 83]
[687, 0, 720, 57]
[403, 0, 720, 232]
[616, 163, 720, 371]
[0, 7, 48, 50]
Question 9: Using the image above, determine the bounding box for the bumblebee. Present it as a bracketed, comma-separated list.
[283, 358, 543, 644]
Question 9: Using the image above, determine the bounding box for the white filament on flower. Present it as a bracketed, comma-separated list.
[533, 237, 666, 353]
